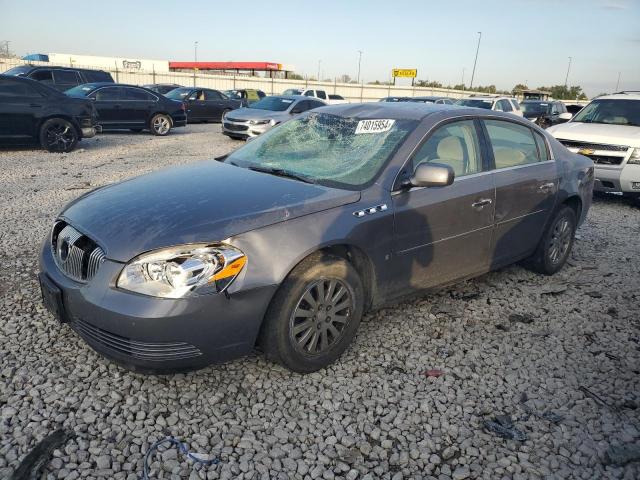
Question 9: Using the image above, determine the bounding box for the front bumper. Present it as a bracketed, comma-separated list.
[171, 113, 188, 128]
[593, 164, 640, 194]
[222, 119, 273, 139]
[39, 240, 277, 373]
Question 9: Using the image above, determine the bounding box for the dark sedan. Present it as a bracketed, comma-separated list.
[165, 87, 243, 122]
[66, 83, 187, 135]
[0, 75, 99, 152]
[39, 103, 593, 373]
[143, 83, 183, 95]
[521, 100, 573, 128]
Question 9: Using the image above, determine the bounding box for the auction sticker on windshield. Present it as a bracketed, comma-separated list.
[355, 119, 395, 134]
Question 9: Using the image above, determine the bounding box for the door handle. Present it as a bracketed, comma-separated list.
[472, 198, 493, 209]
[538, 182, 555, 192]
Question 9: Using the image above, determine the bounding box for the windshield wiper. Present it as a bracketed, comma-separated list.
[248, 165, 317, 184]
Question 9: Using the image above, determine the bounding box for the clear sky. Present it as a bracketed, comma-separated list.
[1, 0, 638, 97]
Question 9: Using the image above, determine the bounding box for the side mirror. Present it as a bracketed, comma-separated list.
[406, 163, 454, 188]
[558, 112, 573, 121]
[290, 107, 303, 115]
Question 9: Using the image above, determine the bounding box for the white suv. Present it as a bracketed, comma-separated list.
[455, 95, 523, 117]
[547, 92, 640, 199]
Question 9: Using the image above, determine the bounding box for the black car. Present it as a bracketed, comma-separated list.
[3, 65, 114, 92]
[521, 100, 572, 128]
[0, 75, 99, 152]
[66, 83, 187, 136]
[408, 96, 455, 105]
[144, 83, 183, 95]
[165, 87, 243, 122]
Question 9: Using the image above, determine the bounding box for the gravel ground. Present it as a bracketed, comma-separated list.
[1, 125, 639, 480]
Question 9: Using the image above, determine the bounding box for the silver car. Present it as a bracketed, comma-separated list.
[222, 95, 326, 139]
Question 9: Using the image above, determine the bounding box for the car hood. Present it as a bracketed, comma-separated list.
[547, 122, 640, 146]
[226, 107, 290, 122]
[61, 161, 360, 262]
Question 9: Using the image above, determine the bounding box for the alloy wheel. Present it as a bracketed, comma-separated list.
[290, 278, 353, 356]
[44, 122, 75, 152]
[153, 116, 170, 135]
[548, 217, 572, 265]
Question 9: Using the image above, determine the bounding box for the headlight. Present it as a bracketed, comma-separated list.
[117, 244, 246, 298]
[629, 148, 640, 165]
[249, 119, 272, 125]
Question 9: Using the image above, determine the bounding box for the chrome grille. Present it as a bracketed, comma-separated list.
[558, 139, 629, 152]
[52, 222, 105, 282]
[224, 117, 245, 123]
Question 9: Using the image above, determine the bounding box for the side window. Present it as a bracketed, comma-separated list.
[308, 100, 325, 109]
[30, 69, 53, 84]
[0, 79, 42, 97]
[411, 120, 483, 178]
[84, 70, 112, 82]
[53, 70, 82, 85]
[493, 101, 504, 112]
[534, 132, 550, 161]
[484, 119, 540, 168]
[205, 90, 223, 100]
[126, 88, 156, 101]
[295, 101, 309, 112]
[551, 103, 561, 115]
[93, 87, 122, 101]
[511, 99, 521, 111]
[500, 99, 513, 112]
[304, 90, 315, 97]
[316, 90, 327, 100]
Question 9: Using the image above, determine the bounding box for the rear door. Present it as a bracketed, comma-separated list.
[121, 87, 157, 127]
[52, 70, 83, 91]
[203, 89, 226, 120]
[185, 90, 206, 120]
[89, 86, 125, 126]
[391, 119, 495, 295]
[481, 119, 558, 267]
[0, 78, 45, 139]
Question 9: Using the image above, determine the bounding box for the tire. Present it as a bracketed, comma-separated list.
[259, 253, 364, 373]
[39, 118, 78, 153]
[149, 114, 172, 136]
[525, 206, 577, 275]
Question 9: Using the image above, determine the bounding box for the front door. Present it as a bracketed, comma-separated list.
[481, 119, 558, 267]
[120, 87, 155, 127]
[391, 119, 495, 295]
[90, 86, 125, 126]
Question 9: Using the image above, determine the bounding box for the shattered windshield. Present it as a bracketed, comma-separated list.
[225, 112, 417, 189]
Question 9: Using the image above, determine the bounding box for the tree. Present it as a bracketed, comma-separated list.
[536, 85, 587, 100]
[0, 40, 15, 59]
[288, 73, 304, 80]
[512, 83, 529, 95]
[338, 74, 352, 84]
[415, 79, 443, 88]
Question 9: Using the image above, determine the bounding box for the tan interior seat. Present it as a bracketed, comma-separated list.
[435, 136, 465, 175]
[494, 148, 526, 169]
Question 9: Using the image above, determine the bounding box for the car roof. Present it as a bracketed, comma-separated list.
[412, 96, 447, 100]
[594, 92, 640, 100]
[313, 102, 458, 120]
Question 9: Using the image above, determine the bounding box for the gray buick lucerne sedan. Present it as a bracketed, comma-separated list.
[39, 103, 594, 373]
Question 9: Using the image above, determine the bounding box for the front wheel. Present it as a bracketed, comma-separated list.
[259, 253, 364, 373]
[525, 206, 576, 275]
[150, 114, 172, 136]
[40, 118, 78, 153]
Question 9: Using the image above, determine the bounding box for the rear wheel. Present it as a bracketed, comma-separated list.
[39, 118, 78, 153]
[525, 206, 576, 275]
[150, 114, 172, 136]
[259, 253, 364, 373]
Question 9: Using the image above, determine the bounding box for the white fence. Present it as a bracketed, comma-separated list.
[0, 58, 480, 102]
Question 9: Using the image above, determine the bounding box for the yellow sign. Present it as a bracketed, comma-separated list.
[392, 68, 417, 78]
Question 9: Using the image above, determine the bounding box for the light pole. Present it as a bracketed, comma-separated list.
[564, 56, 572, 87]
[615, 71, 621, 91]
[461, 67, 465, 90]
[194, 41, 198, 62]
[356, 50, 363, 84]
[318, 60, 321, 82]
[469, 32, 481, 90]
